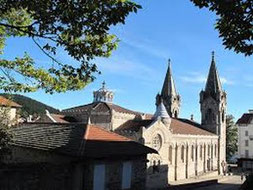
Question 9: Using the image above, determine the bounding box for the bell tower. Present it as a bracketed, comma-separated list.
[93, 81, 114, 103]
[158, 59, 181, 118]
[200, 52, 227, 174]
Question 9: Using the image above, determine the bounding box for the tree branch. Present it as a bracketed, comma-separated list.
[31, 37, 63, 66]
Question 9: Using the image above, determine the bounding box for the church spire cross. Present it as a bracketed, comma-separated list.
[212, 51, 215, 61]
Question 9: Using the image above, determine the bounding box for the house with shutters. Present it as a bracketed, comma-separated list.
[236, 110, 253, 171]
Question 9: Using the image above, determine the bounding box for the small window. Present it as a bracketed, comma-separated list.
[215, 144, 217, 157]
[181, 146, 185, 162]
[174, 110, 178, 118]
[93, 164, 105, 190]
[222, 111, 225, 123]
[169, 146, 173, 163]
[122, 162, 132, 189]
[191, 145, 194, 161]
[245, 150, 249, 158]
[245, 131, 249, 136]
[152, 160, 160, 173]
[200, 145, 203, 160]
[245, 140, 249, 147]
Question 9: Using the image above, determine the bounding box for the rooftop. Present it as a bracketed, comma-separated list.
[11, 123, 157, 158]
[117, 118, 216, 136]
[0, 96, 22, 108]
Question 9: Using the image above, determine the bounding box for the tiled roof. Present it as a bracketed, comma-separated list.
[11, 123, 157, 158]
[85, 125, 131, 142]
[170, 119, 215, 136]
[117, 120, 154, 131]
[117, 118, 216, 136]
[0, 96, 22, 108]
[107, 103, 141, 115]
[236, 113, 253, 125]
[50, 114, 78, 123]
[62, 102, 141, 115]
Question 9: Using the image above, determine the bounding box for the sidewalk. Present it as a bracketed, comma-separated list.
[169, 171, 220, 186]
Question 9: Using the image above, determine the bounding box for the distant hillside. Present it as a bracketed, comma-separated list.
[0, 94, 59, 117]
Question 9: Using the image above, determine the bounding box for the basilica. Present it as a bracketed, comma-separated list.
[42, 52, 227, 188]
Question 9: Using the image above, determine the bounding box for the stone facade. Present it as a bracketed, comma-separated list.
[118, 111, 219, 189]
[199, 53, 227, 174]
[1, 123, 155, 190]
[36, 53, 227, 188]
[1, 148, 148, 190]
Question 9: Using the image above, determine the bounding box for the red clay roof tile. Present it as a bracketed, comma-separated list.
[0, 96, 22, 108]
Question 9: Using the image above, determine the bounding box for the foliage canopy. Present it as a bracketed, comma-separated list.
[0, 0, 141, 93]
[191, 0, 253, 56]
[226, 114, 238, 162]
[0, 107, 13, 159]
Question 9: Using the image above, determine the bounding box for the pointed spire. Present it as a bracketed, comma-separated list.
[205, 51, 222, 94]
[153, 100, 171, 120]
[161, 59, 177, 97]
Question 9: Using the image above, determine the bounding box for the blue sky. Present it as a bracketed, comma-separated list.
[2, 0, 253, 122]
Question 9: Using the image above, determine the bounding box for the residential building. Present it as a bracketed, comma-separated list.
[236, 110, 253, 170]
[0, 95, 22, 125]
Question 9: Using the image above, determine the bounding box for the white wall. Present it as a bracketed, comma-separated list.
[238, 122, 253, 159]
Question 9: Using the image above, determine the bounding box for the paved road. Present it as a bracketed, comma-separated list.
[193, 175, 243, 190]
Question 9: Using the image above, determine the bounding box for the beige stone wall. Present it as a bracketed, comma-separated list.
[111, 110, 137, 131]
[4, 147, 148, 190]
[0, 107, 18, 125]
[125, 119, 220, 187]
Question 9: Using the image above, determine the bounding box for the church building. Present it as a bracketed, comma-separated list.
[42, 52, 227, 188]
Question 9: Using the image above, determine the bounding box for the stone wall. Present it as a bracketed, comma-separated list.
[1, 147, 148, 190]
[0, 163, 74, 190]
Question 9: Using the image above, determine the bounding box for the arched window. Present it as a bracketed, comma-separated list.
[174, 110, 178, 118]
[205, 108, 216, 124]
[169, 146, 173, 163]
[191, 145, 194, 161]
[181, 146, 185, 162]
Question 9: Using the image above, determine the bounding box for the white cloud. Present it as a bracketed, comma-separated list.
[180, 75, 206, 83]
[180, 72, 233, 85]
[121, 38, 170, 59]
[220, 77, 234, 85]
[96, 55, 160, 83]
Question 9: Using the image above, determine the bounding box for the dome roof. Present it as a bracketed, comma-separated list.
[93, 81, 114, 103]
